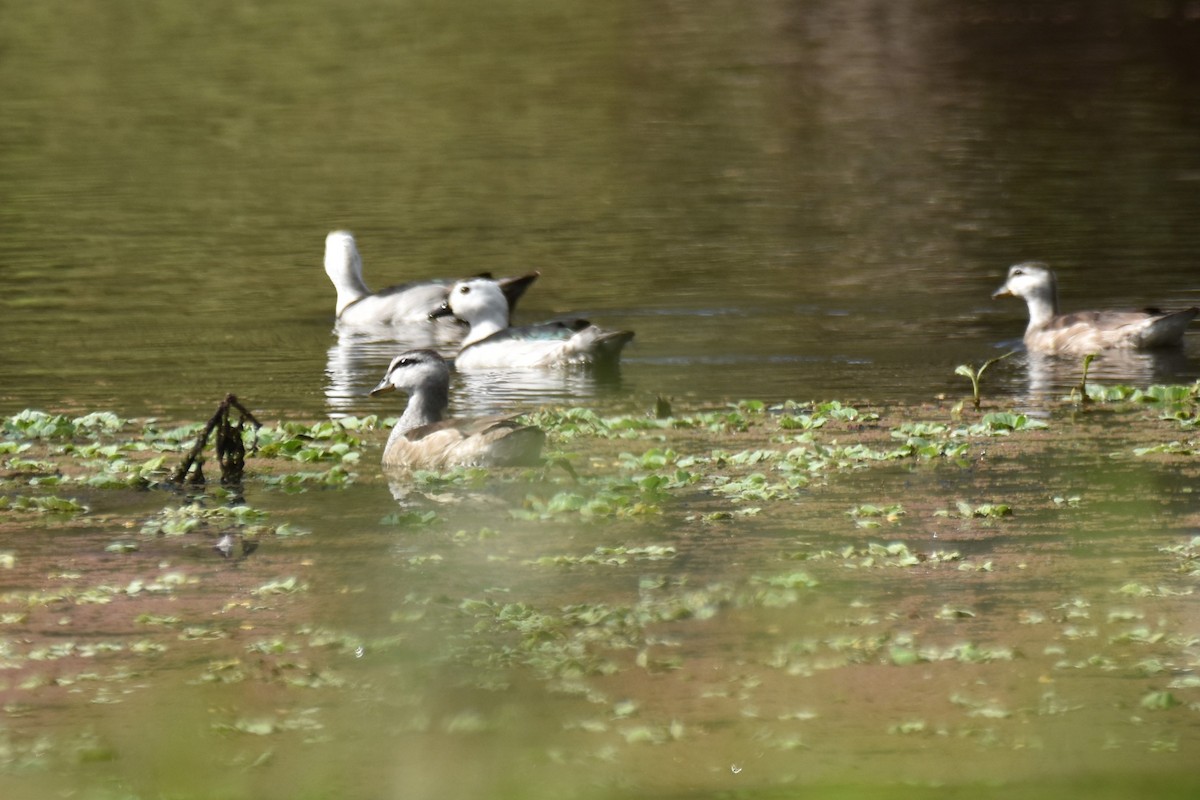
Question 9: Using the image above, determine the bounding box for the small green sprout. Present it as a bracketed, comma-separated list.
[955, 351, 1016, 410]
[1075, 352, 1098, 405]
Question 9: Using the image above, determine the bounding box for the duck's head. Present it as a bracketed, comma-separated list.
[992, 262, 1056, 302]
[369, 349, 451, 397]
[324, 230, 363, 283]
[429, 277, 509, 325]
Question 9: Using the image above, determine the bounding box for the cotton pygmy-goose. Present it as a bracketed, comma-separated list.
[368, 349, 544, 469]
[992, 262, 1196, 354]
[324, 231, 538, 327]
[430, 277, 634, 369]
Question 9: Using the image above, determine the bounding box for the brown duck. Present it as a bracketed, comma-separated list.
[993, 262, 1196, 354]
[369, 349, 544, 470]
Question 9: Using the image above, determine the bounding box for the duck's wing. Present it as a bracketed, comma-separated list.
[403, 414, 544, 467]
[404, 413, 528, 440]
[452, 320, 592, 368]
[457, 320, 634, 368]
[1035, 308, 1197, 351]
[479, 319, 593, 343]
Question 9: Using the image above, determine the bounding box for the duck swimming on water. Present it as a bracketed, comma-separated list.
[430, 277, 634, 369]
[369, 349, 544, 469]
[992, 262, 1196, 354]
[324, 231, 538, 328]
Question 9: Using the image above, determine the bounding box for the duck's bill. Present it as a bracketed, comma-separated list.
[368, 380, 395, 396]
[992, 286, 1013, 299]
[428, 303, 456, 321]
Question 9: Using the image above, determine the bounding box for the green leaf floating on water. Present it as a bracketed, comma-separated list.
[1140, 691, 1181, 711]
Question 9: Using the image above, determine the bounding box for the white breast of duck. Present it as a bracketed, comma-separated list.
[369, 349, 544, 469]
[324, 231, 539, 329]
[437, 277, 635, 369]
[993, 262, 1197, 354]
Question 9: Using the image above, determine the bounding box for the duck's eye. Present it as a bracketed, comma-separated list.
[458, 285, 471, 295]
[397, 358, 413, 368]
[1012, 268, 1024, 276]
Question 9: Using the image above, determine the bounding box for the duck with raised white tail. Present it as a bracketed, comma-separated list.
[324, 230, 538, 329]
[993, 261, 1196, 354]
[430, 277, 634, 369]
[368, 349, 544, 469]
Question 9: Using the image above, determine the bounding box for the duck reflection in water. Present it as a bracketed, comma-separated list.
[324, 330, 625, 418]
[1019, 348, 1196, 400]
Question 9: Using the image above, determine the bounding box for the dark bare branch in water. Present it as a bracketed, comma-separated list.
[171, 394, 262, 486]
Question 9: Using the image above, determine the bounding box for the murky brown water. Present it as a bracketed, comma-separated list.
[3, 2, 1200, 798]
[3, 399, 1200, 800]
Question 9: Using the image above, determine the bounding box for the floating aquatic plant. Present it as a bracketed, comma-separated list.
[3, 410, 126, 440]
[965, 412, 1049, 435]
[890, 422, 972, 460]
[256, 417, 374, 463]
[261, 465, 357, 491]
[711, 472, 797, 503]
[847, 503, 905, 528]
[1140, 690, 1181, 711]
[79, 454, 169, 489]
[516, 472, 679, 520]
[796, 541, 961, 568]
[140, 502, 268, 537]
[1160, 536, 1200, 576]
[0, 495, 88, 514]
[528, 545, 677, 568]
[251, 577, 305, 596]
[1081, 381, 1200, 412]
[936, 501, 1013, 519]
[527, 403, 764, 441]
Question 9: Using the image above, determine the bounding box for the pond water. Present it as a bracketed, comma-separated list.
[3, 2, 1200, 799]
[4, 0, 1200, 422]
